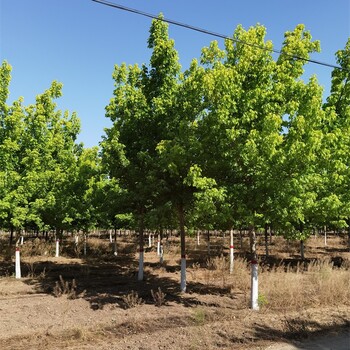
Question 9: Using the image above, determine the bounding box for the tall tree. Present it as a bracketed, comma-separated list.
[322, 38, 350, 247]
[101, 15, 180, 281]
[195, 24, 323, 259]
[102, 16, 223, 291]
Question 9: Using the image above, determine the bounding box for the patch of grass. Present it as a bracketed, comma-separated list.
[192, 307, 206, 326]
[260, 259, 350, 310]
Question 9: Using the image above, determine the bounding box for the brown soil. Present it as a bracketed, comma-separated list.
[0, 234, 349, 350]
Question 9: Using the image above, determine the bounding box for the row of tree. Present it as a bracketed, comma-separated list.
[1, 17, 349, 290]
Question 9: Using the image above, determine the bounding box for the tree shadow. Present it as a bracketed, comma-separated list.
[2, 247, 236, 311]
[251, 315, 349, 344]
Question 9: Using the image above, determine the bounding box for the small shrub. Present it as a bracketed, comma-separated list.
[151, 287, 166, 307]
[121, 290, 144, 309]
[53, 275, 78, 299]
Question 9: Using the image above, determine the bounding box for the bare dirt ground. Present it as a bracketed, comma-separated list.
[0, 233, 349, 350]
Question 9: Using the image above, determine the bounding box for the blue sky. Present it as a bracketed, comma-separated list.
[1, 0, 349, 148]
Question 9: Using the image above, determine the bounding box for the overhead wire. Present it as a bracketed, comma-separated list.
[91, 0, 347, 72]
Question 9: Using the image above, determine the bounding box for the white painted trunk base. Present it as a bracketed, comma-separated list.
[229, 230, 234, 274]
[180, 257, 186, 293]
[157, 240, 161, 256]
[251, 260, 259, 311]
[55, 240, 60, 257]
[15, 247, 21, 279]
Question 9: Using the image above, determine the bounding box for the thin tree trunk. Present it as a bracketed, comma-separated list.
[249, 226, 257, 259]
[264, 223, 269, 258]
[137, 212, 145, 281]
[159, 228, 164, 264]
[83, 231, 87, 256]
[229, 229, 234, 274]
[9, 225, 14, 246]
[239, 229, 244, 250]
[300, 240, 305, 260]
[114, 226, 118, 256]
[299, 221, 305, 260]
[178, 204, 186, 293]
[207, 229, 211, 256]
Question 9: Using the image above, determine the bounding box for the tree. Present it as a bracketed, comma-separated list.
[102, 16, 223, 291]
[0, 64, 83, 243]
[0, 61, 27, 242]
[101, 15, 179, 281]
[22, 82, 81, 236]
[193, 24, 324, 259]
[322, 38, 350, 247]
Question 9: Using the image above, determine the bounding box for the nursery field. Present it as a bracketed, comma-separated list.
[0, 232, 349, 350]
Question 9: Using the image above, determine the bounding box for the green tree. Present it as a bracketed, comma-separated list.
[322, 38, 350, 247]
[102, 16, 223, 291]
[101, 15, 179, 281]
[0, 61, 27, 242]
[195, 24, 323, 259]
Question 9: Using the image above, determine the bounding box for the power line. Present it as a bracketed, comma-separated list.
[92, 0, 346, 72]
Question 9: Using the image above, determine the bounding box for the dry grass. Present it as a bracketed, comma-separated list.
[190, 255, 350, 311]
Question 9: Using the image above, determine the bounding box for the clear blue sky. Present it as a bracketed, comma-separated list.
[1, 0, 349, 148]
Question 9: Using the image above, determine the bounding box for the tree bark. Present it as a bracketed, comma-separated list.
[9, 225, 14, 246]
[300, 240, 305, 260]
[137, 212, 145, 281]
[249, 226, 257, 260]
[264, 223, 269, 257]
[229, 229, 234, 274]
[178, 203, 186, 293]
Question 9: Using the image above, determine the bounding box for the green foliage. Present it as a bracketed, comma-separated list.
[1, 21, 349, 253]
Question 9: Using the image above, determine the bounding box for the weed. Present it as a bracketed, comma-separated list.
[151, 287, 166, 307]
[257, 293, 268, 308]
[25, 260, 37, 278]
[121, 290, 144, 309]
[53, 275, 78, 299]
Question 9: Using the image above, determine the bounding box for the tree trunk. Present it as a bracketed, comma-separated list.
[229, 229, 234, 274]
[137, 212, 145, 281]
[114, 226, 118, 256]
[299, 221, 305, 260]
[83, 231, 87, 256]
[239, 229, 244, 250]
[264, 223, 269, 257]
[300, 240, 305, 260]
[178, 204, 186, 293]
[249, 226, 257, 259]
[9, 225, 14, 246]
[159, 228, 164, 264]
[207, 229, 211, 256]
